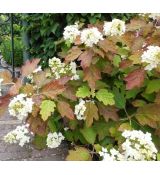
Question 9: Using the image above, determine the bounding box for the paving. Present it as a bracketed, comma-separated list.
[0, 65, 68, 161]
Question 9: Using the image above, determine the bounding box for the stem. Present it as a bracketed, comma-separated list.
[124, 107, 132, 126]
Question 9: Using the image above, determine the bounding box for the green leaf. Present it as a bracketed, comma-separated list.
[80, 127, 96, 144]
[157, 152, 160, 161]
[113, 55, 121, 67]
[96, 89, 115, 106]
[32, 135, 47, 150]
[113, 88, 126, 109]
[40, 100, 56, 121]
[66, 147, 92, 161]
[76, 86, 91, 98]
[48, 117, 57, 132]
[146, 79, 160, 94]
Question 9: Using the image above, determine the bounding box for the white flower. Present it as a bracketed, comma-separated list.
[8, 94, 34, 120]
[103, 19, 126, 36]
[0, 78, 3, 96]
[141, 45, 160, 70]
[33, 66, 42, 73]
[121, 130, 157, 161]
[46, 132, 64, 148]
[48, 57, 79, 80]
[63, 23, 80, 43]
[69, 62, 79, 80]
[149, 13, 160, 20]
[99, 130, 157, 161]
[4, 124, 31, 147]
[80, 27, 103, 47]
[74, 99, 86, 120]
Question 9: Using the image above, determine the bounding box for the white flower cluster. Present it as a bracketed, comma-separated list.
[48, 57, 79, 80]
[8, 94, 34, 120]
[0, 78, 3, 96]
[63, 23, 80, 43]
[99, 147, 124, 161]
[149, 13, 160, 20]
[46, 132, 64, 148]
[74, 99, 86, 120]
[80, 27, 103, 47]
[141, 45, 160, 70]
[103, 19, 126, 36]
[3, 124, 31, 147]
[99, 130, 157, 161]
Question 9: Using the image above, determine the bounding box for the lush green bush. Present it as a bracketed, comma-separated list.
[2, 14, 160, 161]
[0, 37, 23, 67]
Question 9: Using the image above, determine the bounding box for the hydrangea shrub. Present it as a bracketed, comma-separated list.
[1, 13, 160, 161]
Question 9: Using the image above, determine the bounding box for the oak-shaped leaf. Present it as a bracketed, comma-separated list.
[66, 146, 92, 161]
[40, 100, 56, 121]
[124, 69, 145, 90]
[145, 79, 160, 94]
[98, 103, 119, 122]
[135, 104, 160, 128]
[65, 46, 82, 62]
[9, 78, 22, 96]
[0, 94, 11, 117]
[83, 65, 101, 90]
[20, 84, 34, 96]
[76, 85, 91, 98]
[21, 58, 40, 77]
[84, 101, 99, 127]
[57, 101, 74, 120]
[41, 76, 70, 99]
[98, 39, 117, 53]
[33, 71, 49, 88]
[96, 89, 115, 106]
[78, 49, 94, 69]
[0, 70, 12, 83]
[62, 85, 77, 101]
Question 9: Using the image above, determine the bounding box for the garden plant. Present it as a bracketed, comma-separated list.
[1, 13, 160, 161]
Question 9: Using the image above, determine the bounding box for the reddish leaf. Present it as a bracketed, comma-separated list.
[74, 35, 81, 45]
[33, 71, 49, 88]
[57, 101, 74, 120]
[98, 103, 119, 122]
[65, 47, 82, 63]
[41, 76, 70, 99]
[83, 65, 101, 90]
[27, 116, 47, 136]
[78, 49, 94, 69]
[21, 58, 40, 77]
[92, 47, 105, 58]
[98, 39, 117, 54]
[124, 69, 145, 90]
[119, 60, 133, 69]
[62, 85, 77, 101]
[0, 70, 12, 83]
[0, 94, 11, 117]
[9, 78, 22, 96]
[126, 19, 146, 31]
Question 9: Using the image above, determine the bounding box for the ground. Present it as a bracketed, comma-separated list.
[0, 111, 68, 161]
[0, 65, 68, 161]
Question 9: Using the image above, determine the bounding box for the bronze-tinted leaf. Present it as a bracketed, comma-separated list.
[21, 58, 40, 77]
[9, 78, 22, 96]
[98, 103, 119, 122]
[83, 65, 101, 90]
[78, 49, 94, 69]
[84, 102, 99, 127]
[65, 47, 82, 62]
[98, 39, 117, 54]
[0, 70, 12, 83]
[57, 101, 75, 120]
[124, 69, 145, 90]
[41, 76, 70, 99]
